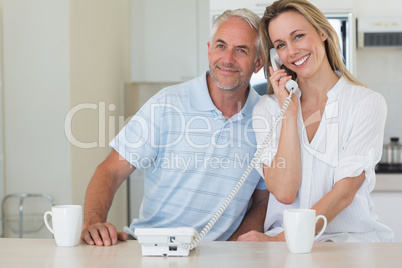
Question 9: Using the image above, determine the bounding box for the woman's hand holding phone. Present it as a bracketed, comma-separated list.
[268, 66, 299, 116]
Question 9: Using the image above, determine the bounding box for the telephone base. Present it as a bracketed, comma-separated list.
[134, 227, 197, 257]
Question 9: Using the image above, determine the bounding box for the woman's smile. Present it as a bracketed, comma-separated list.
[293, 54, 311, 66]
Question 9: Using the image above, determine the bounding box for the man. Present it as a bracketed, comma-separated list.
[81, 8, 268, 246]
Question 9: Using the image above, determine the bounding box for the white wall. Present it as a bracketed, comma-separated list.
[0, 0, 71, 202]
[354, 0, 402, 143]
[0, 7, 5, 212]
[69, 0, 131, 230]
[0, 0, 131, 236]
[0, 0, 71, 238]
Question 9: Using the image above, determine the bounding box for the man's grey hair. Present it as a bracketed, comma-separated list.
[210, 8, 261, 58]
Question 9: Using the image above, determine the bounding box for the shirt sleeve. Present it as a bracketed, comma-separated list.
[256, 177, 267, 190]
[109, 96, 162, 170]
[334, 92, 387, 184]
[252, 95, 282, 178]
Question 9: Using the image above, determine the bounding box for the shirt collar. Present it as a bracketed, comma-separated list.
[296, 71, 345, 101]
[326, 72, 345, 100]
[243, 85, 260, 116]
[189, 71, 216, 111]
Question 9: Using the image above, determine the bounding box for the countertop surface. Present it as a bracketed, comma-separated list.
[1, 238, 402, 268]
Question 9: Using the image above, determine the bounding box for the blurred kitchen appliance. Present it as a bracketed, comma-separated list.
[376, 137, 402, 173]
[358, 17, 402, 48]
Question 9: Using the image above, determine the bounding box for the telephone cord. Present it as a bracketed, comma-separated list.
[177, 92, 294, 250]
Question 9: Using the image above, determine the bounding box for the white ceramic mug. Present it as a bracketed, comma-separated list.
[44, 205, 83, 247]
[283, 209, 327, 254]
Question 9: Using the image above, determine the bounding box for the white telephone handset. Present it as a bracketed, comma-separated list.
[270, 48, 299, 94]
[132, 49, 298, 258]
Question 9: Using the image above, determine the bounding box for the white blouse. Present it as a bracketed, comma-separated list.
[252, 76, 394, 242]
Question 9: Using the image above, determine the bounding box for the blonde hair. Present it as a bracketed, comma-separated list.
[259, 0, 364, 94]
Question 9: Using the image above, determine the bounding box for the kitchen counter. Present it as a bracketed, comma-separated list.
[1, 238, 402, 268]
[372, 173, 402, 242]
[374, 173, 402, 192]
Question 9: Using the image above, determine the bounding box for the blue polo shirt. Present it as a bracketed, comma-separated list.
[110, 72, 266, 241]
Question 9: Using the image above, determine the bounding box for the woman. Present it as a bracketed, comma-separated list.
[239, 0, 393, 242]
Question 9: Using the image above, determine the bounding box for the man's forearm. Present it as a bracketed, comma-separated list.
[83, 167, 117, 226]
[83, 150, 135, 227]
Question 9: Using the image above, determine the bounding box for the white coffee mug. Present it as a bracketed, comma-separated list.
[283, 209, 327, 254]
[44, 205, 83, 247]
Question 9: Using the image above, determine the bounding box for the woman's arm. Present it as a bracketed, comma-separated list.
[237, 172, 365, 242]
[263, 67, 302, 204]
[311, 172, 365, 232]
[263, 112, 301, 204]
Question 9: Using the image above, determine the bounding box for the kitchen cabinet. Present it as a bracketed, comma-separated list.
[131, 0, 209, 82]
[372, 174, 402, 242]
[371, 192, 402, 242]
[210, 0, 273, 13]
[210, 0, 354, 14]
